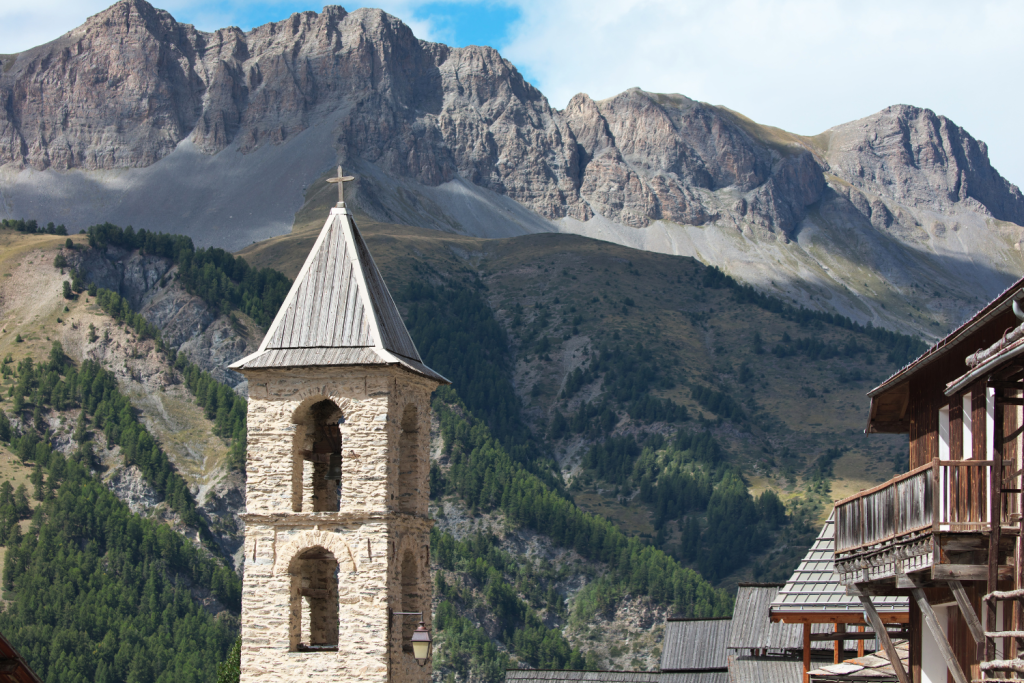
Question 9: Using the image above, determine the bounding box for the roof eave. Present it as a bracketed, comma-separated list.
[944, 338, 1024, 397]
[867, 277, 1024, 399]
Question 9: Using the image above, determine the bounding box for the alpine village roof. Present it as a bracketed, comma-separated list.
[770, 511, 907, 618]
[229, 204, 448, 383]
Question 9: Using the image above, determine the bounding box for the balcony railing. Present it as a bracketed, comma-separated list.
[835, 459, 1016, 555]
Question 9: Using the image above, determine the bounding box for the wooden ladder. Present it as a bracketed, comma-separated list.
[980, 376, 1024, 682]
[979, 590, 1024, 682]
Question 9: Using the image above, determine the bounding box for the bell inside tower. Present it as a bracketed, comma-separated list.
[295, 399, 344, 512]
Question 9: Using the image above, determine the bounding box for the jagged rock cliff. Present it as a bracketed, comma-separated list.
[0, 0, 831, 238]
[822, 105, 1024, 225]
[2, 0, 1024, 339]
[0, 0, 588, 221]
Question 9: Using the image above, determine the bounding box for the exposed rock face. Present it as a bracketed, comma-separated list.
[822, 105, 1024, 225]
[0, 0, 588, 221]
[65, 245, 256, 388]
[1, 0, 824, 236]
[562, 89, 825, 235]
[108, 465, 162, 515]
[4, 0, 1019, 243]
[4, 0, 1024, 339]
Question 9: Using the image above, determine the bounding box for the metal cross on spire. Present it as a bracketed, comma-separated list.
[326, 166, 355, 207]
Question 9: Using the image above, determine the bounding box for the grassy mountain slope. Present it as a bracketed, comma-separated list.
[0, 234, 242, 681]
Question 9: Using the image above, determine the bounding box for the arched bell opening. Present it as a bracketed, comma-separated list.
[289, 546, 339, 652]
[397, 404, 419, 514]
[292, 399, 344, 513]
[399, 549, 422, 654]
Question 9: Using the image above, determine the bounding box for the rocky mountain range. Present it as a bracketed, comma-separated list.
[1, 0, 1023, 339]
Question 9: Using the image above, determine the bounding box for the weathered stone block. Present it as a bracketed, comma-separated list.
[239, 366, 436, 683]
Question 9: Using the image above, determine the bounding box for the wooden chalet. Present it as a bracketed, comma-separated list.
[770, 512, 908, 681]
[834, 277, 1024, 683]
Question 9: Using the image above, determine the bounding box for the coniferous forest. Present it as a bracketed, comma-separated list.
[0, 218, 930, 681]
[0, 345, 239, 683]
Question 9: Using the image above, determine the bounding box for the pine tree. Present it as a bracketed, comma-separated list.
[30, 465, 43, 501]
[216, 638, 241, 683]
[73, 411, 88, 443]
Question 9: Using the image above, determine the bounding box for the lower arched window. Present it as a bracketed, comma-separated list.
[290, 547, 339, 651]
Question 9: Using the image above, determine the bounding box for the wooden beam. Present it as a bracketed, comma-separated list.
[911, 586, 969, 683]
[858, 625, 865, 658]
[809, 632, 900, 642]
[868, 420, 911, 433]
[834, 623, 844, 664]
[896, 571, 915, 589]
[990, 390, 1005, 665]
[858, 593, 911, 683]
[771, 611, 909, 624]
[931, 564, 1014, 581]
[948, 579, 986, 645]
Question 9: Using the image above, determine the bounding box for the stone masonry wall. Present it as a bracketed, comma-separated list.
[239, 365, 436, 683]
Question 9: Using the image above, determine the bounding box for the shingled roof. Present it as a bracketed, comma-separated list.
[728, 584, 807, 652]
[230, 206, 447, 383]
[770, 511, 907, 617]
[660, 618, 731, 672]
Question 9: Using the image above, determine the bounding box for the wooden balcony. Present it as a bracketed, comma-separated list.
[834, 459, 1019, 586]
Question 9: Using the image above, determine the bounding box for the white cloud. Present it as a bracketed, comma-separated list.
[1, 0, 1021, 187]
[497, 0, 1024, 187]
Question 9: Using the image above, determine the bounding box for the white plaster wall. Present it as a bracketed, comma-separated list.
[921, 605, 950, 683]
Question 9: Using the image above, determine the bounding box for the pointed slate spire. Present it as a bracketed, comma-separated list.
[230, 206, 448, 383]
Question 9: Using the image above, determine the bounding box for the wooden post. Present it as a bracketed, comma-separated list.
[835, 623, 845, 664]
[910, 599, 922, 683]
[858, 593, 910, 683]
[911, 586, 969, 683]
[803, 622, 811, 683]
[948, 579, 986, 644]
[858, 625, 865, 658]
[988, 381, 1004, 664]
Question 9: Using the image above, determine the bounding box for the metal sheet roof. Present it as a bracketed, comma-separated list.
[505, 671, 729, 683]
[770, 512, 907, 616]
[661, 618, 731, 671]
[231, 207, 447, 383]
[727, 656, 811, 683]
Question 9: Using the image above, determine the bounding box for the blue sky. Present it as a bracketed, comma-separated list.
[1, 0, 1023, 189]
[173, 1, 525, 57]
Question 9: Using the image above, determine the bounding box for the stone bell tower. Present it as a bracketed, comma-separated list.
[230, 170, 448, 683]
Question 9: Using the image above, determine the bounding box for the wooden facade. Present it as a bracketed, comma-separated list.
[836, 277, 1024, 683]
